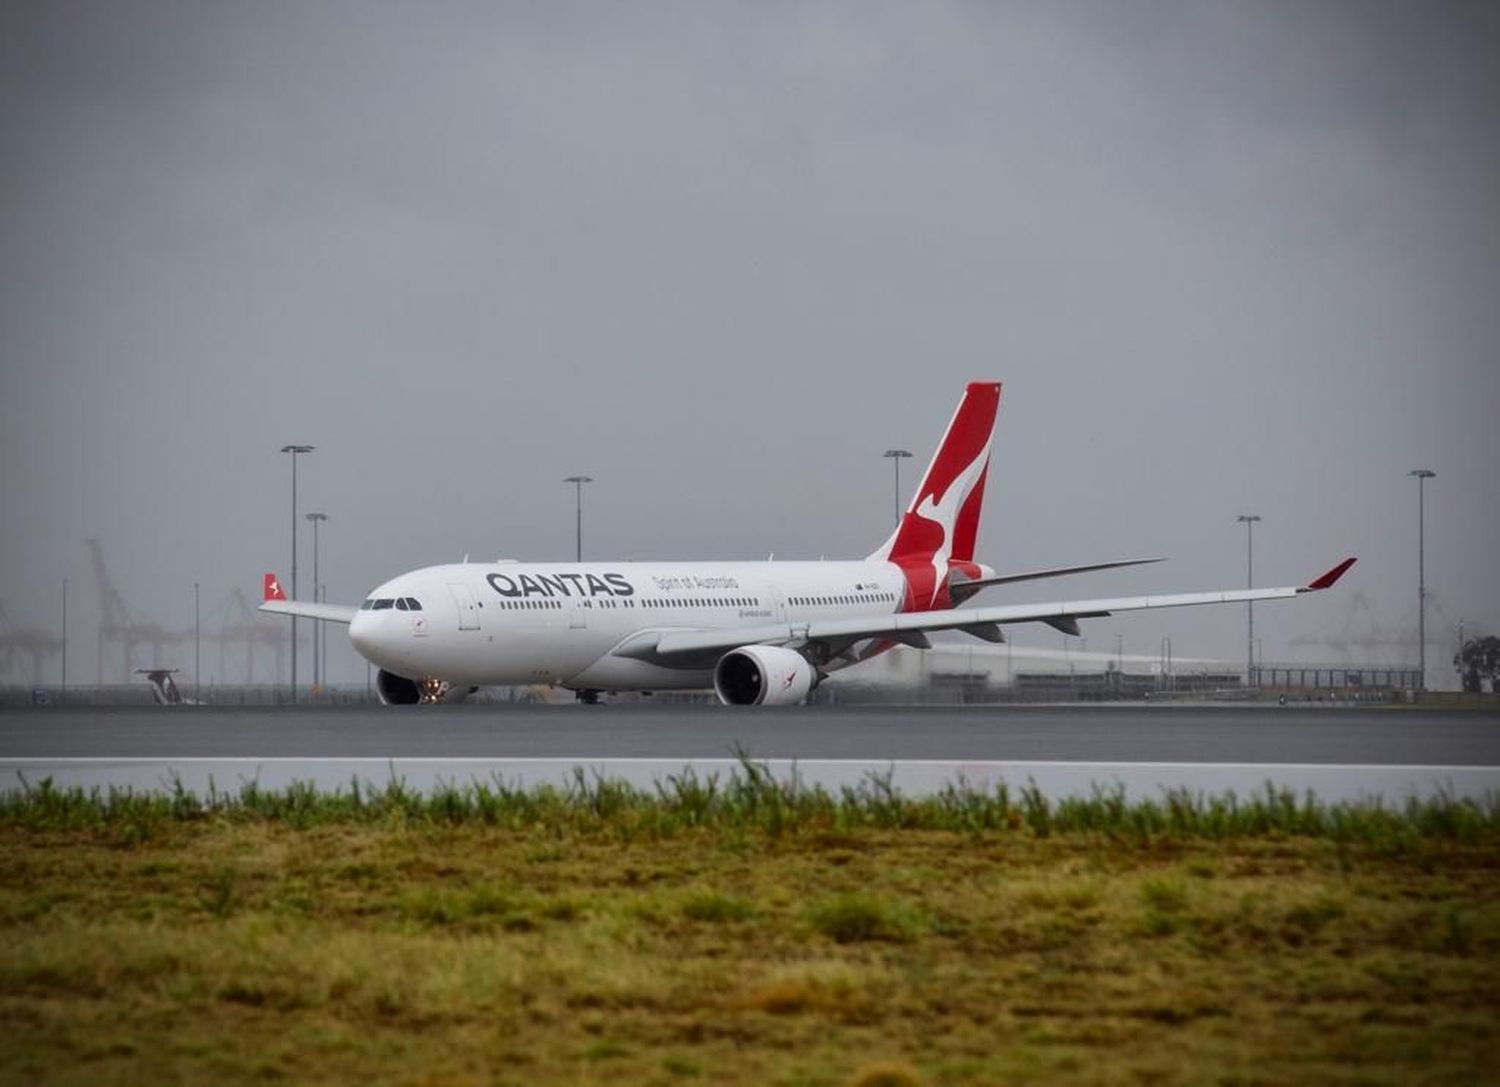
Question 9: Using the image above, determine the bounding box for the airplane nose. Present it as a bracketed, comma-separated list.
[349, 612, 378, 660]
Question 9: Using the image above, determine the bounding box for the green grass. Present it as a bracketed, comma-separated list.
[1, 765, 1498, 1086]
[4, 763, 1497, 848]
[806, 894, 924, 944]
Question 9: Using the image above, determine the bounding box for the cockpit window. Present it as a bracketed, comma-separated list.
[373, 598, 394, 610]
[404, 597, 422, 611]
[361, 599, 374, 610]
[395, 598, 409, 611]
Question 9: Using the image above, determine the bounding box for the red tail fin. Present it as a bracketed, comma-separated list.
[872, 382, 1001, 609]
[263, 572, 287, 602]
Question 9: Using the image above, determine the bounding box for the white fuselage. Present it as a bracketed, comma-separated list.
[348, 560, 910, 690]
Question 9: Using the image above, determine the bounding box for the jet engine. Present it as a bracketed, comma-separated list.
[713, 646, 817, 706]
[375, 670, 477, 705]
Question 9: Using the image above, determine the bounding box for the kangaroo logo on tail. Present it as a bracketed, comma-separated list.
[871, 381, 1001, 611]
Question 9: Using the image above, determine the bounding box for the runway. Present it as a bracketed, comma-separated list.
[2, 703, 1497, 802]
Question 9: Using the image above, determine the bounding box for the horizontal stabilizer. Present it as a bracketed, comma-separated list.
[953, 557, 1164, 600]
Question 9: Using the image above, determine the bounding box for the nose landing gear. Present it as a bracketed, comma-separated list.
[418, 677, 450, 704]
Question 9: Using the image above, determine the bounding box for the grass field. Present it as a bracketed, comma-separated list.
[1, 769, 1497, 1086]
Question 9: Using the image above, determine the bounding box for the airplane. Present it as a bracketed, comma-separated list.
[259, 382, 1356, 705]
[135, 668, 201, 706]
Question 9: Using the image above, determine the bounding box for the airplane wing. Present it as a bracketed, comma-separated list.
[256, 572, 359, 625]
[613, 558, 1356, 666]
[259, 599, 360, 624]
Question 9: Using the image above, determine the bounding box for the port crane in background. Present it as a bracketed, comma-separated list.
[213, 589, 287, 685]
[0, 601, 62, 686]
[87, 538, 185, 683]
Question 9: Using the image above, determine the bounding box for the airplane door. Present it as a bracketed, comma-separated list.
[569, 597, 588, 630]
[448, 583, 481, 631]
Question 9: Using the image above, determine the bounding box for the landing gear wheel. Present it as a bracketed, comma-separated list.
[576, 689, 601, 705]
[418, 677, 448, 704]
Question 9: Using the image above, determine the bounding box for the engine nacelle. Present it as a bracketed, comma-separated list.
[713, 646, 817, 706]
[374, 670, 477, 705]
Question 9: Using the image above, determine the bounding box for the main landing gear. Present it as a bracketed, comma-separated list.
[575, 689, 602, 705]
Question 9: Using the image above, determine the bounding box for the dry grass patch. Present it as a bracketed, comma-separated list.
[2, 778, 1498, 1085]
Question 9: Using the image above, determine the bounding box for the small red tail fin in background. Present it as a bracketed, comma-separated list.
[263, 573, 287, 602]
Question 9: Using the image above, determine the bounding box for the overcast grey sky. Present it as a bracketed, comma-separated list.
[2, 1, 1496, 688]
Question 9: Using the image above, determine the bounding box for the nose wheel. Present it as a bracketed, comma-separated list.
[418, 677, 449, 704]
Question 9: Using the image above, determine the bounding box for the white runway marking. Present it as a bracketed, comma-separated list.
[3, 757, 1497, 802]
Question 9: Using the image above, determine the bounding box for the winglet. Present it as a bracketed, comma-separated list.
[1303, 557, 1357, 592]
[263, 572, 288, 602]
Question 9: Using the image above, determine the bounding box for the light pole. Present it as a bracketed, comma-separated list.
[564, 476, 592, 562]
[1409, 469, 1435, 693]
[60, 575, 68, 686]
[1236, 515, 1261, 686]
[60, 578, 67, 692]
[193, 581, 200, 704]
[306, 512, 327, 691]
[883, 450, 912, 525]
[281, 444, 314, 703]
[321, 580, 328, 690]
